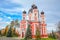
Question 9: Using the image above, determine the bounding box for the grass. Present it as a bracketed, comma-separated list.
[21, 38, 57, 40]
[41, 38, 56, 40]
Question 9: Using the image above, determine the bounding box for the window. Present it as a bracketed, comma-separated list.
[35, 13, 36, 16]
[23, 17, 25, 20]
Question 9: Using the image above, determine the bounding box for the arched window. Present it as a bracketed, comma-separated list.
[35, 13, 36, 16]
[23, 17, 25, 20]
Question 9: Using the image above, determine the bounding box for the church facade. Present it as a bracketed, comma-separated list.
[20, 4, 48, 38]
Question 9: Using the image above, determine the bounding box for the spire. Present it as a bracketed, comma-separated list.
[41, 10, 44, 14]
[28, 8, 33, 13]
[32, 4, 37, 9]
[31, 0, 37, 9]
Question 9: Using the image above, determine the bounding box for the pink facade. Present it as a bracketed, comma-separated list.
[20, 4, 48, 38]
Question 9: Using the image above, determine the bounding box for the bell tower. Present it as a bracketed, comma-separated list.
[40, 11, 48, 38]
[32, 4, 39, 21]
[20, 10, 27, 38]
[22, 10, 26, 20]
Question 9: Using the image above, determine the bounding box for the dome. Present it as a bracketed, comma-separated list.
[28, 8, 33, 13]
[23, 10, 26, 14]
[41, 11, 44, 14]
[32, 4, 37, 9]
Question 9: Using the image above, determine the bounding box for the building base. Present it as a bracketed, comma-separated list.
[32, 35, 48, 38]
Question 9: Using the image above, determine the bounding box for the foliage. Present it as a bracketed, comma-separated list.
[41, 38, 56, 40]
[48, 31, 56, 39]
[51, 31, 56, 39]
[14, 19, 20, 28]
[0, 30, 1, 36]
[10, 20, 15, 27]
[0, 19, 20, 37]
[24, 24, 32, 40]
[12, 27, 19, 37]
[4, 25, 9, 36]
[35, 27, 41, 40]
[6, 27, 13, 37]
[57, 21, 60, 40]
[21, 38, 56, 40]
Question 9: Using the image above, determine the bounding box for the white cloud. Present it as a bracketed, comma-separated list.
[8, 16, 11, 19]
[0, 22, 10, 29]
[0, 18, 2, 21]
[47, 23, 57, 33]
[0, 0, 60, 32]
[0, 8, 25, 15]
[6, 22, 10, 24]
[7, 16, 13, 21]
[0, 26, 5, 29]
[0, 22, 9, 24]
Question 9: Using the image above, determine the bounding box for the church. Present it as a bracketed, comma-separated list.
[20, 4, 48, 38]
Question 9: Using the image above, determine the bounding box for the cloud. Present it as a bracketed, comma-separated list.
[0, 0, 60, 33]
[0, 18, 2, 21]
[0, 26, 5, 30]
[0, 0, 22, 9]
[47, 23, 57, 33]
[0, 0, 23, 16]
[8, 16, 11, 19]
[0, 8, 24, 13]
[6, 22, 10, 24]
[0, 21, 10, 30]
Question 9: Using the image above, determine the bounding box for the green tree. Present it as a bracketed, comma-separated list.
[10, 20, 15, 27]
[48, 30, 56, 39]
[15, 19, 20, 28]
[0, 30, 1, 36]
[4, 25, 9, 36]
[51, 30, 56, 39]
[6, 20, 20, 37]
[35, 27, 41, 40]
[25, 24, 32, 40]
[6, 27, 13, 37]
[12, 27, 19, 37]
[6, 20, 14, 37]
[57, 21, 60, 40]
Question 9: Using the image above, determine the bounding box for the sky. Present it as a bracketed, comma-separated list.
[0, 0, 60, 33]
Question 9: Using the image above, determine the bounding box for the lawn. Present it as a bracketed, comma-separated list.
[41, 38, 56, 40]
[21, 38, 57, 40]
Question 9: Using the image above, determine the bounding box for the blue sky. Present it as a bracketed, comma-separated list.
[0, 0, 60, 33]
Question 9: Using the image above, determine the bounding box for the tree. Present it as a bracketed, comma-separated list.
[10, 20, 15, 27]
[6, 20, 20, 37]
[25, 24, 32, 40]
[0, 30, 1, 36]
[15, 19, 20, 28]
[6, 20, 15, 37]
[1, 29, 5, 36]
[51, 30, 56, 39]
[6, 27, 13, 37]
[57, 22, 60, 34]
[35, 27, 41, 40]
[57, 21, 60, 40]
[4, 25, 9, 36]
[12, 27, 19, 37]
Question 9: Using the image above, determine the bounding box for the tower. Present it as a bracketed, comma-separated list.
[22, 10, 26, 20]
[32, 4, 39, 21]
[28, 4, 40, 38]
[40, 11, 48, 38]
[20, 4, 48, 38]
[20, 10, 27, 38]
[28, 8, 32, 20]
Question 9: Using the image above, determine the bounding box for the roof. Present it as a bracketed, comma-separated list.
[32, 4, 37, 9]
[41, 10, 44, 14]
[23, 10, 26, 14]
